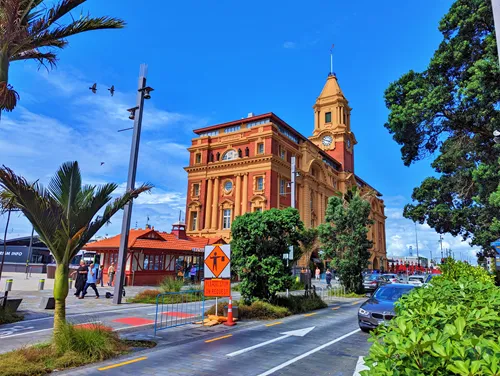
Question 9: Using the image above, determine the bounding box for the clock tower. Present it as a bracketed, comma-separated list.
[309, 73, 356, 172]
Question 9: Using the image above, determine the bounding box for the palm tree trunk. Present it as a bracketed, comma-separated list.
[0, 51, 8, 83]
[0, 209, 11, 280]
[53, 262, 69, 340]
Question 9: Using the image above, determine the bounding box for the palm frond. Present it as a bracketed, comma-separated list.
[30, 0, 87, 33]
[48, 161, 82, 221]
[10, 49, 57, 69]
[76, 183, 153, 251]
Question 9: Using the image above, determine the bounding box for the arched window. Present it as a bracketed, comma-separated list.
[222, 150, 238, 160]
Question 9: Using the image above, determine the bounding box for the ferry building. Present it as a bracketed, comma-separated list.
[184, 73, 387, 270]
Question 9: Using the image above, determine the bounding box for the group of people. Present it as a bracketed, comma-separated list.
[72, 260, 116, 299]
[177, 264, 198, 283]
[300, 266, 336, 289]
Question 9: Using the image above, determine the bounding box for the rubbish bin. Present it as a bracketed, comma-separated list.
[223, 305, 239, 319]
[46, 263, 57, 279]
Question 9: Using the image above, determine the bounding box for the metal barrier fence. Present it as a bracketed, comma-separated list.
[317, 285, 347, 301]
[154, 290, 204, 335]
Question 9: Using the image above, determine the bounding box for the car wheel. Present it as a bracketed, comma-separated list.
[359, 325, 371, 333]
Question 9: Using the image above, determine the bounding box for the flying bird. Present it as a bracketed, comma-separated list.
[108, 85, 115, 96]
[89, 83, 97, 94]
[100, 162, 105, 166]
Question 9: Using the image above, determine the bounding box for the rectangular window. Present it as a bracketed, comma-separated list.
[195, 153, 201, 164]
[255, 207, 262, 213]
[279, 146, 286, 159]
[256, 176, 264, 191]
[325, 112, 332, 123]
[257, 143, 264, 154]
[193, 183, 200, 196]
[223, 209, 231, 229]
[280, 179, 286, 195]
[191, 211, 198, 231]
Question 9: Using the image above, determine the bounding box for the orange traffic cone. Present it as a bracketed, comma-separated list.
[224, 296, 236, 326]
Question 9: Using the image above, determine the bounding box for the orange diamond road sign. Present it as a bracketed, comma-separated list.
[204, 245, 230, 278]
[204, 279, 231, 297]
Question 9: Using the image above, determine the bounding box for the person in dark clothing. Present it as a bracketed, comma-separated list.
[325, 269, 332, 289]
[73, 260, 88, 297]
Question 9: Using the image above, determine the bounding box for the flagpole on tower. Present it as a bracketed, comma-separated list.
[330, 44, 334, 75]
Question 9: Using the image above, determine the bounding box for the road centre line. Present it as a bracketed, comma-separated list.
[303, 313, 317, 317]
[332, 307, 340, 310]
[256, 328, 361, 376]
[265, 322, 283, 327]
[351, 301, 361, 305]
[205, 334, 233, 343]
[98, 356, 147, 371]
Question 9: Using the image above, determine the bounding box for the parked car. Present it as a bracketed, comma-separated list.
[424, 273, 440, 285]
[363, 275, 389, 293]
[382, 274, 400, 283]
[358, 283, 416, 332]
[408, 276, 426, 286]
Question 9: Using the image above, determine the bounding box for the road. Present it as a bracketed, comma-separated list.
[60, 299, 370, 376]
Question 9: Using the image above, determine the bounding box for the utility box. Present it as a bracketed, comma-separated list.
[223, 305, 239, 319]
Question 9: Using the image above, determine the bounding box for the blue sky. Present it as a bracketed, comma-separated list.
[0, 0, 478, 263]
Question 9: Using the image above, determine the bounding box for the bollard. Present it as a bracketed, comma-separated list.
[68, 278, 73, 290]
[5, 279, 13, 292]
[224, 296, 236, 326]
[38, 279, 45, 291]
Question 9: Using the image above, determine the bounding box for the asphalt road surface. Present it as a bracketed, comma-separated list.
[59, 300, 371, 376]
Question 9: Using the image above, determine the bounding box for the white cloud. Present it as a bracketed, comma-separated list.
[283, 41, 296, 49]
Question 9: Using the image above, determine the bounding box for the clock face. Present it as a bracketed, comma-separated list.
[222, 150, 238, 161]
[322, 135, 333, 147]
[347, 139, 351, 148]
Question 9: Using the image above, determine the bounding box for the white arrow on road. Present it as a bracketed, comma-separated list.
[226, 327, 315, 357]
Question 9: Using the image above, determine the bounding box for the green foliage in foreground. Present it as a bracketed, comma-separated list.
[440, 257, 495, 285]
[0, 308, 23, 325]
[160, 277, 184, 292]
[128, 289, 202, 304]
[362, 262, 500, 375]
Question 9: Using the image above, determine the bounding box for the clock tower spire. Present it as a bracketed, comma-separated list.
[309, 73, 356, 173]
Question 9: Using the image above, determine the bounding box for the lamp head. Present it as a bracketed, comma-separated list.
[143, 86, 154, 100]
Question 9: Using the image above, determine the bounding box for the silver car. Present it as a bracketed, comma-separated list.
[358, 283, 416, 332]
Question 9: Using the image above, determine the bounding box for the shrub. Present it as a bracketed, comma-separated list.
[290, 279, 305, 291]
[53, 321, 124, 359]
[0, 307, 23, 325]
[439, 258, 494, 284]
[362, 265, 500, 376]
[128, 289, 162, 304]
[205, 299, 291, 320]
[160, 277, 183, 293]
[272, 294, 327, 314]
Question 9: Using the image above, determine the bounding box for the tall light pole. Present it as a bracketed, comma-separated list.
[439, 235, 444, 262]
[414, 222, 420, 266]
[113, 64, 154, 304]
[289, 156, 299, 273]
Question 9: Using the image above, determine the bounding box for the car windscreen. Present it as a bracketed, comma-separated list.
[408, 277, 424, 282]
[365, 275, 379, 281]
[373, 285, 415, 301]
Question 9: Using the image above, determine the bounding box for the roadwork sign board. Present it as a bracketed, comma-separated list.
[204, 244, 231, 279]
[204, 279, 231, 297]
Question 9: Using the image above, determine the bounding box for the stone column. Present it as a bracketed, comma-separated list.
[211, 177, 219, 230]
[204, 178, 213, 229]
[242, 173, 248, 214]
[234, 174, 242, 217]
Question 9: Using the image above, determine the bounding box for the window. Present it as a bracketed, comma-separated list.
[277, 126, 299, 143]
[224, 180, 233, 192]
[199, 130, 219, 137]
[255, 207, 262, 212]
[193, 183, 200, 196]
[224, 125, 241, 133]
[280, 179, 286, 195]
[191, 212, 198, 231]
[247, 118, 269, 128]
[256, 176, 264, 191]
[222, 209, 231, 229]
[325, 112, 332, 123]
[257, 143, 264, 154]
[195, 153, 201, 164]
[222, 150, 238, 160]
[279, 146, 286, 159]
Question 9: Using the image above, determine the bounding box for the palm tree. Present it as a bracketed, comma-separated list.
[0, 195, 19, 280]
[0, 0, 125, 112]
[0, 161, 151, 339]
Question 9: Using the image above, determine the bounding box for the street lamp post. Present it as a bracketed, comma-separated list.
[289, 156, 299, 274]
[113, 64, 154, 304]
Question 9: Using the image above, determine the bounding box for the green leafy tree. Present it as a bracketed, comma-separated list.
[0, 0, 125, 112]
[297, 227, 319, 266]
[384, 0, 500, 251]
[0, 161, 151, 341]
[318, 190, 372, 294]
[231, 208, 304, 304]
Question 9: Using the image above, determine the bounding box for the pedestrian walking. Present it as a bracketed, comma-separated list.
[80, 262, 100, 299]
[73, 260, 87, 297]
[177, 267, 184, 281]
[190, 264, 197, 283]
[315, 267, 321, 281]
[325, 269, 332, 289]
[107, 263, 115, 286]
[98, 264, 104, 287]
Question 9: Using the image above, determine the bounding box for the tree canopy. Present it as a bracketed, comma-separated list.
[231, 208, 303, 304]
[318, 190, 372, 294]
[384, 0, 500, 250]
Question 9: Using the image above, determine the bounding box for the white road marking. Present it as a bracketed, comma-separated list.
[113, 322, 154, 331]
[257, 328, 361, 376]
[227, 327, 315, 357]
[0, 321, 101, 339]
[353, 356, 369, 375]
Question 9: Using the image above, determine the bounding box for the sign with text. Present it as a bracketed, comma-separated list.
[204, 244, 230, 279]
[204, 278, 231, 297]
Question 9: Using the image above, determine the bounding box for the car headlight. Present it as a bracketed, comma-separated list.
[358, 308, 370, 316]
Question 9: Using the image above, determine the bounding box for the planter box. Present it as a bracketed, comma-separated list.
[4, 298, 22, 312]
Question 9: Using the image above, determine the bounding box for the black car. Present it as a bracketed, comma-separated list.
[358, 283, 416, 332]
[363, 274, 389, 293]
